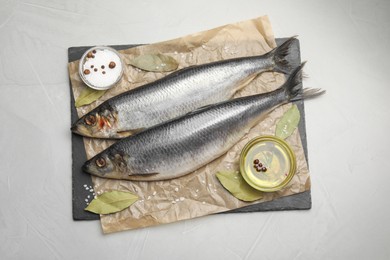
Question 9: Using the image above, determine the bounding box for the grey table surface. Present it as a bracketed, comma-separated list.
[1, 0, 390, 259]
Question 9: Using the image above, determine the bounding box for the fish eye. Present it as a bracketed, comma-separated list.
[96, 157, 106, 168]
[84, 114, 96, 126]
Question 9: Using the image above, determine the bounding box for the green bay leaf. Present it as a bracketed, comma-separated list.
[216, 171, 263, 202]
[128, 54, 178, 72]
[275, 104, 301, 139]
[85, 190, 138, 215]
[75, 87, 106, 108]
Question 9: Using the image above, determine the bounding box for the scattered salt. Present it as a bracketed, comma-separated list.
[179, 197, 185, 201]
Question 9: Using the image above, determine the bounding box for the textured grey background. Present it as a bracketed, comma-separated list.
[1, 1, 390, 259]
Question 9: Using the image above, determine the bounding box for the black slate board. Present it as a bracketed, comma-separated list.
[69, 38, 311, 221]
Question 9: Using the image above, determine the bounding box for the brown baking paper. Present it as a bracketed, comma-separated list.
[68, 16, 310, 233]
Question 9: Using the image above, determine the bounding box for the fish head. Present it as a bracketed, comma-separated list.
[82, 150, 130, 179]
[71, 107, 119, 138]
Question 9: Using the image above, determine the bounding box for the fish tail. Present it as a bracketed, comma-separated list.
[283, 62, 325, 101]
[270, 36, 298, 74]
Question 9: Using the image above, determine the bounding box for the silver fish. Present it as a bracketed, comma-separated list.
[82, 63, 324, 181]
[71, 37, 297, 139]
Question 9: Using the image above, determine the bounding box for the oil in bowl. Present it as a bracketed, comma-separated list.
[240, 136, 296, 192]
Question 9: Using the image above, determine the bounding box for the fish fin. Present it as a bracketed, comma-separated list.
[183, 103, 216, 116]
[283, 62, 326, 101]
[129, 172, 159, 177]
[114, 128, 145, 138]
[269, 36, 298, 74]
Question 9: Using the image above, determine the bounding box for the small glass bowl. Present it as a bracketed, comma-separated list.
[78, 46, 124, 90]
[239, 135, 297, 192]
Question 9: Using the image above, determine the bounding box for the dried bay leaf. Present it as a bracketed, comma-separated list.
[128, 54, 178, 72]
[275, 104, 301, 139]
[216, 171, 263, 202]
[85, 190, 138, 215]
[75, 87, 106, 108]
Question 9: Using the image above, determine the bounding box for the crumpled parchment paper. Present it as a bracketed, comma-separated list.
[68, 16, 310, 233]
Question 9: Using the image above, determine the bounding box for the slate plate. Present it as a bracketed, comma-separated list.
[69, 38, 311, 221]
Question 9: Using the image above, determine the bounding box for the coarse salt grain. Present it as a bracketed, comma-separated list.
[152, 191, 157, 196]
[174, 187, 179, 192]
[179, 197, 185, 201]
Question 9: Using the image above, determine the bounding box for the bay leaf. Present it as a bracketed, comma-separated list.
[85, 190, 138, 215]
[128, 54, 178, 72]
[75, 87, 106, 108]
[216, 171, 263, 202]
[275, 104, 301, 139]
